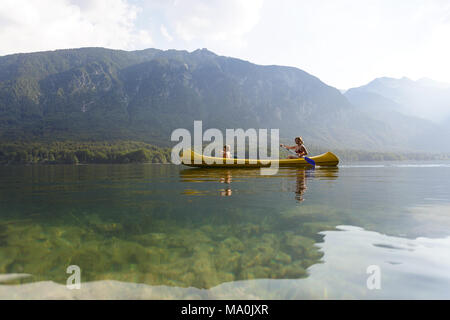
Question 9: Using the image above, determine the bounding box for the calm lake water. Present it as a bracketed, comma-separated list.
[0, 162, 450, 299]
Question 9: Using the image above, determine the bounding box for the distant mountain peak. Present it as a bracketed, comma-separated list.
[367, 76, 450, 89]
[367, 76, 414, 88]
[416, 77, 450, 88]
[192, 48, 217, 56]
[347, 75, 450, 124]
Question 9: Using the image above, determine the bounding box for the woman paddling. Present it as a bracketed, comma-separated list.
[280, 137, 308, 159]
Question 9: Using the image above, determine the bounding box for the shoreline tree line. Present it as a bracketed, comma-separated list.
[0, 141, 448, 165]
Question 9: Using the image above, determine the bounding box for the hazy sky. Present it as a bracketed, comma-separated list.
[1, 0, 449, 89]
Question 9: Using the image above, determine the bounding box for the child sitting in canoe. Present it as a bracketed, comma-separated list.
[221, 144, 231, 158]
[280, 137, 308, 159]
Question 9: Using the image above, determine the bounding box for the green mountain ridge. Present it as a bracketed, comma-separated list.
[0, 47, 449, 152]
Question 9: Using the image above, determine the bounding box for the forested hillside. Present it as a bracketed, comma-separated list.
[1, 47, 449, 155]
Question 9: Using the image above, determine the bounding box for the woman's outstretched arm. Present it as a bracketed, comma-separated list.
[280, 144, 296, 150]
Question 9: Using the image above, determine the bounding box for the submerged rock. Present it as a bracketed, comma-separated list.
[273, 251, 292, 264]
[0, 211, 325, 289]
[222, 237, 244, 252]
[279, 260, 308, 278]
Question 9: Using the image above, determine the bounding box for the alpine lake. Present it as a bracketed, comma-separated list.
[0, 161, 450, 299]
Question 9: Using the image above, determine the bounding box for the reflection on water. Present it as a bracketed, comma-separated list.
[295, 170, 307, 202]
[219, 170, 232, 197]
[179, 167, 338, 201]
[0, 163, 450, 299]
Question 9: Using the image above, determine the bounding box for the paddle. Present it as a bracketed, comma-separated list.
[280, 145, 316, 166]
[304, 156, 316, 166]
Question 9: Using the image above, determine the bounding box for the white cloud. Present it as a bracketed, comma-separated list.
[0, 0, 152, 56]
[161, 0, 264, 50]
[160, 24, 173, 42]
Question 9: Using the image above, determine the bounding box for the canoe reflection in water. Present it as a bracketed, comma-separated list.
[219, 170, 232, 196]
[295, 169, 307, 202]
[292, 167, 339, 202]
[180, 168, 235, 196]
[179, 167, 338, 200]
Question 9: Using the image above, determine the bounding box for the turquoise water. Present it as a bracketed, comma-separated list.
[0, 162, 450, 299]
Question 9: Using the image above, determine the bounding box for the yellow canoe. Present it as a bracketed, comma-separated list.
[181, 150, 339, 168]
